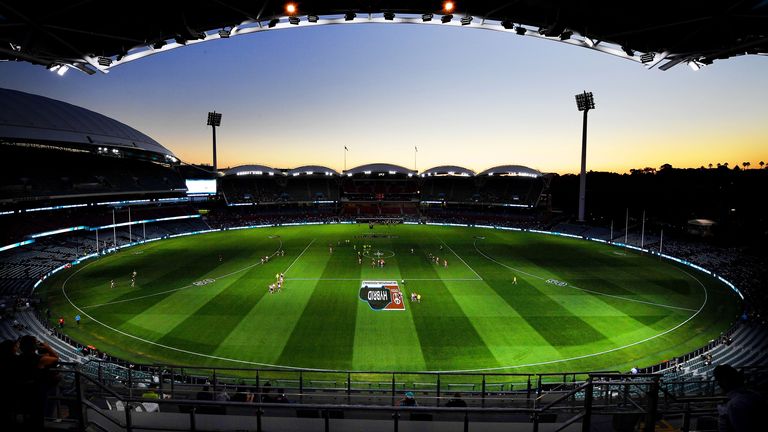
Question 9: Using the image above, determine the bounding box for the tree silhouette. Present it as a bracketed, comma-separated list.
[742, 161, 750, 170]
[708, 163, 713, 169]
[760, 161, 765, 169]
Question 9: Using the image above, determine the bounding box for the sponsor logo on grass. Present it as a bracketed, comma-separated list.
[193, 278, 216, 286]
[546, 278, 568, 287]
[359, 281, 405, 311]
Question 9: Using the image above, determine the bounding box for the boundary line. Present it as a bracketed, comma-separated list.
[58, 227, 713, 373]
[473, 239, 697, 312]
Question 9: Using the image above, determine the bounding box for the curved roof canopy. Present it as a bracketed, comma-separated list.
[478, 165, 542, 178]
[225, 164, 284, 177]
[0, 88, 174, 158]
[345, 163, 415, 176]
[421, 165, 475, 177]
[286, 165, 339, 176]
[1, 1, 765, 74]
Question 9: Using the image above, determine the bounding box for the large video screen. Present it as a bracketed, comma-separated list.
[185, 179, 217, 195]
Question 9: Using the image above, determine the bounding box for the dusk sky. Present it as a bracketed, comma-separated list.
[1, 22, 766, 174]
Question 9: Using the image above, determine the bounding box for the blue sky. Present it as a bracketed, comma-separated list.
[1, 22, 766, 173]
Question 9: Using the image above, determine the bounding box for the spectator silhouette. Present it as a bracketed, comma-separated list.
[445, 392, 467, 407]
[713, 364, 764, 432]
[1, 339, 20, 429]
[17, 335, 59, 431]
[398, 391, 417, 406]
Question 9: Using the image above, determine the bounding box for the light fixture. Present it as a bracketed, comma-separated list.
[285, 3, 297, 14]
[384, 12, 395, 20]
[515, 26, 526, 35]
[97, 56, 112, 67]
[152, 40, 166, 50]
[422, 13, 433, 22]
[584, 37, 596, 47]
[174, 35, 187, 45]
[559, 30, 572, 40]
[640, 52, 655, 63]
[441, 14, 452, 23]
[289, 16, 300, 25]
[575, 91, 595, 111]
[345, 12, 356, 21]
[460, 16, 472, 25]
[501, 20, 514, 30]
[443, 1, 455, 13]
[307, 14, 319, 22]
[268, 18, 279, 28]
[218, 28, 231, 38]
[688, 60, 701, 71]
[621, 45, 634, 57]
[57, 65, 68, 76]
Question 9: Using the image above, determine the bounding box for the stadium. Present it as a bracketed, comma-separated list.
[1, 2, 767, 432]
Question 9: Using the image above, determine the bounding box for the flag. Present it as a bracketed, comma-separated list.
[415, 146, 418, 152]
[344, 146, 348, 151]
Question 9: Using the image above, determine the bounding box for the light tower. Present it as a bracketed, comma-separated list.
[574, 91, 595, 222]
[207, 111, 222, 173]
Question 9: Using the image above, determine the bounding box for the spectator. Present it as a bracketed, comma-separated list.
[17, 335, 60, 431]
[713, 364, 764, 432]
[398, 391, 417, 407]
[445, 392, 467, 407]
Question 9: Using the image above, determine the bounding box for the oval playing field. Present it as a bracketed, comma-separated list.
[41, 224, 742, 373]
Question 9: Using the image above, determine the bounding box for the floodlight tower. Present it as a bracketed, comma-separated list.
[207, 111, 222, 174]
[574, 91, 595, 222]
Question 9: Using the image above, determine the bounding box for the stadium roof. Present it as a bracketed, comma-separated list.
[286, 165, 339, 176]
[345, 163, 415, 176]
[421, 165, 476, 177]
[0, 88, 175, 158]
[478, 165, 542, 177]
[225, 164, 284, 177]
[1, 1, 765, 74]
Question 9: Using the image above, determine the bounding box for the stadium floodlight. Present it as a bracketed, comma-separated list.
[384, 12, 395, 20]
[575, 91, 595, 111]
[622, 45, 635, 57]
[152, 40, 166, 50]
[345, 12, 356, 21]
[97, 56, 112, 67]
[174, 35, 187, 45]
[574, 91, 595, 223]
[441, 14, 453, 23]
[460, 16, 473, 25]
[422, 13, 433, 22]
[268, 18, 279, 28]
[501, 20, 514, 30]
[285, 3, 297, 14]
[218, 28, 231, 38]
[515, 26, 526, 35]
[559, 30, 573, 40]
[207, 111, 222, 175]
[307, 14, 319, 23]
[289, 16, 300, 25]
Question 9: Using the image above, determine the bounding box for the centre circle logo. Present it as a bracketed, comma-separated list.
[362, 249, 396, 259]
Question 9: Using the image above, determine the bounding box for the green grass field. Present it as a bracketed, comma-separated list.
[40, 224, 742, 374]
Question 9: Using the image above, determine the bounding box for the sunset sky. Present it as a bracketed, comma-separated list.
[1, 23, 766, 174]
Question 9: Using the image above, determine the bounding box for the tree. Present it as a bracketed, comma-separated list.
[723, 162, 729, 168]
[659, 163, 673, 171]
[760, 161, 765, 169]
[742, 161, 750, 170]
[708, 163, 713, 169]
